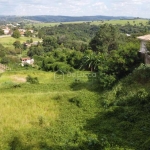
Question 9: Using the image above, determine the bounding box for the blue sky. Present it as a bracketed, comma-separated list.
[0, 0, 150, 18]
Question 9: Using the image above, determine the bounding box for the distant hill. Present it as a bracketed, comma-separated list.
[22, 15, 135, 22]
[0, 15, 135, 23]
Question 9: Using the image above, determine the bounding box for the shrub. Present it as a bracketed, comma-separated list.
[132, 64, 150, 83]
[44, 62, 75, 73]
[26, 75, 39, 84]
[69, 96, 82, 107]
[98, 72, 116, 89]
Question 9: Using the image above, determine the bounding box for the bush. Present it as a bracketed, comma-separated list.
[98, 72, 116, 89]
[132, 64, 150, 83]
[26, 75, 39, 84]
[44, 62, 75, 73]
[69, 96, 82, 107]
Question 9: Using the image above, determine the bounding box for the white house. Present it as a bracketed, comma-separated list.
[21, 57, 34, 66]
[2, 27, 10, 35]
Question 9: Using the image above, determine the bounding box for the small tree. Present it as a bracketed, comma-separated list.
[24, 30, 32, 37]
[13, 41, 22, 49]
[30, 38, 33, 43]
[12, 30, 21, 38]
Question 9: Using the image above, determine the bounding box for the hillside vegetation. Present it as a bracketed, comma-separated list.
[0, 20, 150, 149]
[0, 64, 150, 149]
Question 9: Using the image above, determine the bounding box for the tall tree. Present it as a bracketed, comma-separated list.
[89, 24, 123, 53]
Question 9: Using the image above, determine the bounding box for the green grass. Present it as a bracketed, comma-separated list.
[0, 69, 150, 149]
[27, 21, 90, 28]
[0, 70, 101, 149]
[91, 19, 149, 26]
[0, 36, 41, 48]
[26, 19, 149, 28]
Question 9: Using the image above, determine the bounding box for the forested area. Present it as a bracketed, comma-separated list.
[25, 23, 143, 88]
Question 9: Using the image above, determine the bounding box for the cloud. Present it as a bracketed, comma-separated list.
[0, 0, 149, 18]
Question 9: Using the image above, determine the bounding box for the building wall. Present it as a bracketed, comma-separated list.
[139, 41, 147, 53]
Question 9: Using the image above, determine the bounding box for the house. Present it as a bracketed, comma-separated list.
[137, 34, 150, 64]
[2, 27, 10, 35]
[18, 29, 26, 35]
[21, 57, 34, 66]
[29, 29, 34, 33]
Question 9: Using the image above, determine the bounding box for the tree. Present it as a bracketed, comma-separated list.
[13, 41, 22, 49]
[12, 29, 21, 38]
[30, 38, 33, 43]
[89, 24, 123, 53]
[80, 53, 102, 71]
[24, 30, 32, 37]
[43, 36, 58, 52]
[27, 46, 44, 57]
[0, 29, 4, 35]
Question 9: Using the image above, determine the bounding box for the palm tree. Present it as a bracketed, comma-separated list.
[80, 52, 104, 72]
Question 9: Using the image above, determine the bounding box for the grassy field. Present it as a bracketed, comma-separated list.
[0, 36, 41, 48]
[0, 68, 150, 149]
[26, 19, 149, 28]
[0, 70, 101, 149]
[91, 19, 149, 26]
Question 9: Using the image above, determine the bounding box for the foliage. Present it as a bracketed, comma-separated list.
[24, 30, 32, 37]
[26, 75, 39, 84]
[0, 28, 4, 35]
[42, 61, 74, 73]
[89, 24, 124, 53]
[13, 40, 22, 49]
[0, 44, 5, 57]
[43, 36, 58, 52]
[0, 19, 149, 150]
[27, 45, 44, 57]
[12, 29, 21, 38]
[80, 52, 101, 71]
[126, 64, 150, 84]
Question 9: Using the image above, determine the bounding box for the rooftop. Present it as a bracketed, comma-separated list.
[21, 57, 31, 61]
[137, 34, 150, 41]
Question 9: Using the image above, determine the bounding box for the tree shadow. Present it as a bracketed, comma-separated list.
[70, 73, 101, 93]
[83, 93, 150, 150]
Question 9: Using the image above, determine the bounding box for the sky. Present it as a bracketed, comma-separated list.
[0, 0, 150, 18]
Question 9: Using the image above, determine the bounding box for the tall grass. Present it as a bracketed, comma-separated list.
[0, 70, 101, 149]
